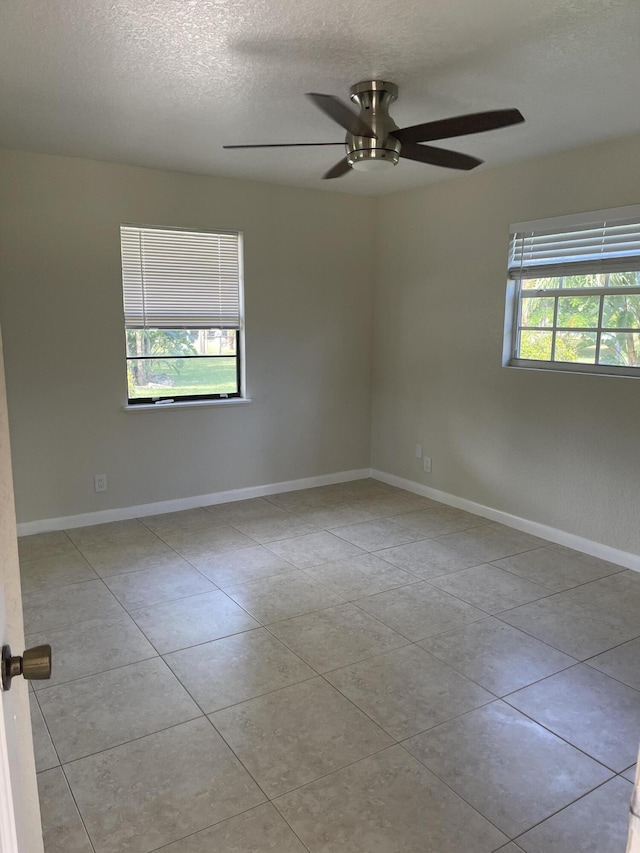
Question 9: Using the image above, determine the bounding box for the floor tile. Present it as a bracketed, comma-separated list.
[26, 486, 637, 853]
[404, 701, 612, 838]
[420, 617, 576, 696]
[274, 745, 508, 853]
[18, 530, 77, 562]
[139, 507, 224, 536]
[331, 518, 425, 551]
[516, 776, 633, 853]
[158, 524, 256, 558]
[38, 767, 93, 853]
[265, 530, 365, 569]
[435, 523, 547, 563]
[225, 572, 344, 624]
[30, 694, 58, 772]
[38, 658, 201, 762]
[427, 564, 550, 613]
[358, 493, 438, 518]
[505, 664, 640, 771]
[557, 570, 640, 629]
[292, 502, 379, 529]
[354, 582, 486, 641]
[268, 603, 409, 673]
[393, 506, 488, 537]
[376, 538, 484, 578]
[66, 519, 160, 549]
[229, 512, 321, 543]
[19, 551, 97, 593]
[493, 544, 625, 591]
[303, 552, 417, 599]
[65, 717, 265, 853]
[103, 561, 216, 610]
[205, 497, 289, 524]
[210, 677, 393, 798]
[188, 545, 297, 588]
[164, 628, 315, 713]
[331, 479, 401, 501]
[623, 764, 637, 782]
[22, 579, 124, 633]
[157, 803, 307, 852]
[26, 614, 157, 689]
[130, 590, 259, 653]
[325, 644, 493, 739]
[78, 538, 181, 578]
[264, 486, 348, 511]
[586, 636, 640, 691]
[499, 594, 638, 659]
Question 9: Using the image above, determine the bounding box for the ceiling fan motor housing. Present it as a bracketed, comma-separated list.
[347, 80, 401, 170]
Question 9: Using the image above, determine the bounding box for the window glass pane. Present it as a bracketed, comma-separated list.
[521, 277, 562, 291]
[608, 271, 640, 287]
[519, 330, 553, 361]
[520, 297, 554, 327]
[602, 295, 640, 329]
[560, 274, 609, 289]
[598, 333, 640, 367]
[557, 296, 600, 329]
[126, 329, 237, 358]
[555, 331, 597, 363]
[127, 357, 238, 399]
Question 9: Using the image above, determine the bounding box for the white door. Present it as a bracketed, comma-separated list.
[0, 327, 44, 853]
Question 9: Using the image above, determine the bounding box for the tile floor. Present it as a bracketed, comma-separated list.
[20, 478, 639, 853]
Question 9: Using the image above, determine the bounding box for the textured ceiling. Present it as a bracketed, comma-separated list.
[1, 0, 639, 195]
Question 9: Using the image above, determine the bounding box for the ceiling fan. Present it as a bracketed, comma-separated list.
[224, 80, 524, 180]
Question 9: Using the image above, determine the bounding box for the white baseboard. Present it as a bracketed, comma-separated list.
[18, 466, 640, 573]
[371, 469, 640, 572]
[16, 468, 372, 536]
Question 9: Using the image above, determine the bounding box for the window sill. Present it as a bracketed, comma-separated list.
[506, 360, 639, 378]
[123, 398, 252, 412]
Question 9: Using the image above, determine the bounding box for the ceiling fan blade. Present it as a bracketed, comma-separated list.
[322, 158, 352, 180]
[223, 142, 344, 149]
[392, 109, 525, 144]
[399, 141, 483, 171]
[306, 93, 377, 139]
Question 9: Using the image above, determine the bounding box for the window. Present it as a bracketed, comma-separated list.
[506, 206, 640, 377]
[121, 225, 244, 403]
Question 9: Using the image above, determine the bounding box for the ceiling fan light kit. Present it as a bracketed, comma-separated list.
[224, 79, 525, 181]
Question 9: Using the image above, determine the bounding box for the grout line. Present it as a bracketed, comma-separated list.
[32, 649, 160, 694]
[145, 801, 314, 853]
[509, 775, 628, 844]
[57, 764, 99, 853]
[393, 739, 513, 844]
[499, 687, 634, 774]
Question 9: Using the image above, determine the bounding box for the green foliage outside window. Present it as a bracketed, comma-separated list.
[518, 272, 640, 367]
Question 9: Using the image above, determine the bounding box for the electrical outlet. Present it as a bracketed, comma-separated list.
[415, 443, 423, 459]
[423, 457, 432, 473]
[94, 474, 107, 492]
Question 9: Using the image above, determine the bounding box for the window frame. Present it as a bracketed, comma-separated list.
[505, 206, 640, 379]
[120, 224, 246, 405]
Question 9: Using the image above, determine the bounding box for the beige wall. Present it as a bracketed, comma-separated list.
[0, 150, 376, 522]
[372, 133, 640, 555]
[1, 137, 639, 557]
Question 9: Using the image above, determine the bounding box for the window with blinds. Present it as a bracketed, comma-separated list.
[120, 225, 244, 403]
[506, 206, 640, 376]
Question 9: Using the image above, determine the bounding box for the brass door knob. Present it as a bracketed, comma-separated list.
[1, 644, 52, 691]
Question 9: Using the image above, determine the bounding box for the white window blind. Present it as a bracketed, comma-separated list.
[508, 207, 640, 280]
[121, 225, 242, 328]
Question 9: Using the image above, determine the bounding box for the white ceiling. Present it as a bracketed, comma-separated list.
[1, 0, 639, 196]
